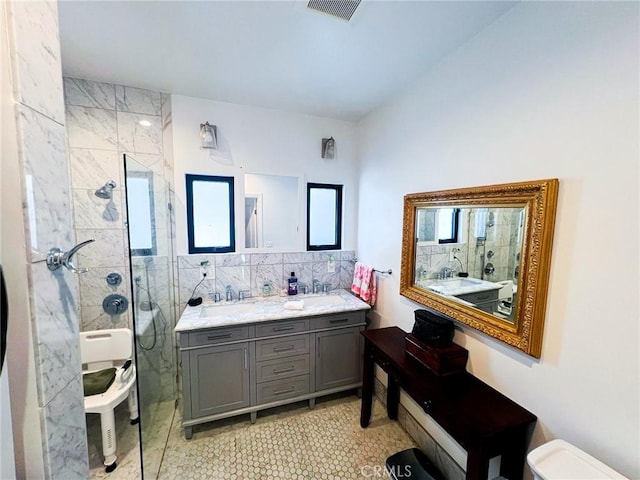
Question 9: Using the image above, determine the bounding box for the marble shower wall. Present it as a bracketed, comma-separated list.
[177, 250, 356, 309]
[64, 77, 169, 331]
[7, 1, 89, 477]
[64, 78, 177, 404]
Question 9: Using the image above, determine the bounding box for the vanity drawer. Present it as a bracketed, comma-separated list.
[255, 319, 309, 338]
[188, 326, 250, 347]
[457, 290, 499, 305]
[256, 355, 310, 383]
[313, 312, 365, 330]
[256, 375, 310, 404]
[255, 335, 310, 361]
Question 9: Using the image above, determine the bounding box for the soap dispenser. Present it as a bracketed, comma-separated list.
[287, 272, 298, 296]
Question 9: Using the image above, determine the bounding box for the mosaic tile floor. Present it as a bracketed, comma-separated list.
[158, 394, 416, 480]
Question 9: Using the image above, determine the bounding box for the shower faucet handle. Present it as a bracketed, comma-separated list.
[46, 239, 96, 274]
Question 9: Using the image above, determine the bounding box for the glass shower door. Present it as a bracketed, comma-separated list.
[123, 154, 176, 479]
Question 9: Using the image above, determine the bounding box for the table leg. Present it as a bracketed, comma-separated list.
[499, 432, 528, 480]
[360, 342, 375, 428]
[466, 449, 490, 480]
[387, 375, 400, 420]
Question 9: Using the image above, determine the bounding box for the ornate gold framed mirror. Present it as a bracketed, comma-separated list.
[400, 179, 559, 358]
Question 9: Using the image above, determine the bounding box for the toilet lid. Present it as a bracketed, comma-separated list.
[527, 439, 627, 479]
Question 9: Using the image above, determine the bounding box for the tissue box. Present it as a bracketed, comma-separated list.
[405, 333, 468, 376]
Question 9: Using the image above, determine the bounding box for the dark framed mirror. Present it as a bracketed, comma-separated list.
[400, 179, 559, 358]
[306, 182, 343, 251]
[186, 174, 235, 254]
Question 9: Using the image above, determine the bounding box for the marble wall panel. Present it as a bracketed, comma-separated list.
[283, 252, 315, 263]
[177, 254, 215, 269]
[250, 264, 283, 298]
[29, 264, 81, 408]
[124, 151, 163, 176]
[72, 189, 123, 229]
[282, 263, 313, 292]
[178, 267, 215, 306]
[78, 266, 129, 307]
[63, 78, 115, 110]
[42, 376, 89, 480]
[69, 148, 121, 189]
[250, 253, 284, 266]
[80, 305, 131, 331]
[215, 253, 251, 267]
[66, 105, 117, 150]
[116, 85, 162, 116]
[8, 0, 64, 124]
[311, 262, 341, 290]
[75, 229, 125, 268]
[215, 266, 251, 298]
[16, 105, 73, 258]
[117, 112, 162, 155]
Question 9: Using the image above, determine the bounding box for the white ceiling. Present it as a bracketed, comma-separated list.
[58, 1, 516, 121]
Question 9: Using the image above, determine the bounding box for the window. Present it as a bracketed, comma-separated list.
[437, 208, 460, 244]
[186, 174, 235, 254]
[306, 183, 343, 251]
[126, 171, 157, 256]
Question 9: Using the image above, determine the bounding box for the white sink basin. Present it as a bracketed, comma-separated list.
[201, 303, 257, 317]
[435, 278, 482, 289]
[302, 295, 346, 307]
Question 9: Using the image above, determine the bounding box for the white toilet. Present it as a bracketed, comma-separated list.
[527, 439, 628, 479]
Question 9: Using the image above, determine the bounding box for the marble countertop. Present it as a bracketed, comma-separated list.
[417, 276, 502, 296]
[175, 289, 371, 332]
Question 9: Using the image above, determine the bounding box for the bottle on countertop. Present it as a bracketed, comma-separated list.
[287, 272, 298, 296]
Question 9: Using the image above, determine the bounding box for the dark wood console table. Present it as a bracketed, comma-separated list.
[360, 327, 536, 480]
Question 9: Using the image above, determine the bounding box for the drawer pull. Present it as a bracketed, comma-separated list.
[207, 333, 232, 340]
[273, 386, 296, 396]
[272, 325, 295, 332]
[329, 318, 349, 324]
[422, 399, 433, 412]
[273, 345, 295, 353]
[273, 365, 295, 374]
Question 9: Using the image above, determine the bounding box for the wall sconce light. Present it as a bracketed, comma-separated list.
[200, 122, 218, 149]
[322, 137, 335, 159]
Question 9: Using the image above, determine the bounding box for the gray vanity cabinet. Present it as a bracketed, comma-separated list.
[188, 342, 250, 419]
[314, 327, 361, 392]
[179, 309, 367, 438]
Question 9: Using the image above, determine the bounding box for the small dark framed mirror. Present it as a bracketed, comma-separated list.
[186, 174, 235, 254]
[306, 182, 343, 251]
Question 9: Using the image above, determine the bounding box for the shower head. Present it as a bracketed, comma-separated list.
[95, 180, 117, 199]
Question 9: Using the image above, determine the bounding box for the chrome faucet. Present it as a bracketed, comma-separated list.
[225, 285, 234, 302]
[322, 283, 331, 294]
[213, 292, 221, 303]
[238, 290, 250, 301]
[440, 267, 454, 280]
[312, 279, 321, 294]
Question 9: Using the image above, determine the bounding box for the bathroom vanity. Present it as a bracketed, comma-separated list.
[418, 277, 502, 314]
[175, 289, 370, 439]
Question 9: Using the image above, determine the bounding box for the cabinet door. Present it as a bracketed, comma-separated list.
[315, 327, 362, 392]
[189, 342, 249, 418]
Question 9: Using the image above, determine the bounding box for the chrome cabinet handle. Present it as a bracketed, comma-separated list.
[273, 345, 295, 353]
[272, 325, 295, 332]
[273, 386, 295, 396]
[273, 365, 295, 375]
[46, 239, 95, 273]
[244, 348, 248, 370]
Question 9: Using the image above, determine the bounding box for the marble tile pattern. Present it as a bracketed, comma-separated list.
[69, 149, 121, 189]
[16, 104, 74, 259]
[42, 376, 90, 479]
[175, 288, 370, 332]
[66, 105, 118, 150]
[30, 264, 81, 408]
[117, 112, 162, 155]
[7, 0, 65, 123]
[116, 85, 162, 115]
[64, 78, 115, 110]
[158, 395, 415, 480]
[177, 250, 356, 311]
[9, 7, 88, 477]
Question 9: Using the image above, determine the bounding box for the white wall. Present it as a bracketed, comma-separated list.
[357, 2, 639, 478]
[171, 95, 359, 255]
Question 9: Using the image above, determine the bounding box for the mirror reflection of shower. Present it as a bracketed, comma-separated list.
[95, 180, 117, 199]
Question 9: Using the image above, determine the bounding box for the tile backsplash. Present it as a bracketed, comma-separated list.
[177, 250, 356, 308]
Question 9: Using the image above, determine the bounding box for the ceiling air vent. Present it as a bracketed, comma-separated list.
[307, 0, 361, 22]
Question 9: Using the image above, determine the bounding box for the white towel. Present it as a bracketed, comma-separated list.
[283, 300, 304, 310]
